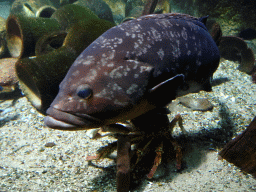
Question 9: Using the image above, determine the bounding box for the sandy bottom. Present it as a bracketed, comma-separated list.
[0, 1, 10, 19]
[0, 60, 255, 191]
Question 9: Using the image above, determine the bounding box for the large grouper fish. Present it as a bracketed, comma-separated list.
[44, 13, 220, 130]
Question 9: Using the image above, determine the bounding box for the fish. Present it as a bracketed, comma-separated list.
[44, 13, 220, 130]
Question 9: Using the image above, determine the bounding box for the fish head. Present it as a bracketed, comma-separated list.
[44, 56, 155, 130]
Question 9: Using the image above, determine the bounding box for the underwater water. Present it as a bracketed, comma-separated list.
[0, 0, 255, 191]
[0, 1, 10, 19]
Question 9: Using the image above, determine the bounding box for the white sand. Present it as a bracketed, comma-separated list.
[0, 59, 255, 191]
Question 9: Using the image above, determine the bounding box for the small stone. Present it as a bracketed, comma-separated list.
[45, 142, 56, 147]
[0, 58, 19, 89]
[178, 97, 214, 111]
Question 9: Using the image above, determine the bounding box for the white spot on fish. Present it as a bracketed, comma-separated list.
[85, 69, 97, 82]
[159, 19, 172, 28]
[112, 83, 122, 91]
[156, 70, 162, 76]
[74, 54, 85, 66]
[83, 102, 87, 109]
[107, 63, 114, 67]
[94, 36, 105, 45]
[100, 53, 108, 66]
[125, 51, 130, 58]
[140, 66, 152, 73]
[82, 55, 95, 66]
[126, 84, 138, 94]
[114, 37, 123, 44]
[181, 27, 188, 40]
[118, 25, 125, 31]
[72, 70, 80, 76]
[176, 39, 180, 46]
[109, 66, 124, 79]
[157, 48, 164, 60]
[95, 88, 113, 100]
[138, 33, 144, 41]
[109, 50, 115, 60]
[99, 51, 115, 66]
[150, 27, 162, 41]
[67, 97, 73, 102]
[170, 31, 174, 38]
[187, 50, 191, 55]
[131, 24, 142, 33]
[138, 39, 143, 44]
[134, 74, 139, 78]
[196, 60, 202, 66]
[123, 65, 131, 76]
[134, 42, 139, 49]
[114, 99, 129, 106]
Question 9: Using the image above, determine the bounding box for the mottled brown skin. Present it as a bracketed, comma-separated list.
[44, 13, 220, 130]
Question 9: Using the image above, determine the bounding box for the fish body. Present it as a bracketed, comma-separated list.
[44, 13, 220, 130]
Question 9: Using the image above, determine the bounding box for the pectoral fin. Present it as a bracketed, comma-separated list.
[148, 74, 185, 107]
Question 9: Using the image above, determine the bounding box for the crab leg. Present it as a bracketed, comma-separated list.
[147, 141, 164, 179]
[169, 114, 188, 135]
[86, 141, 117, 160]
[164, 131, 183, 170]
[132, 137, 153, 167]
[170, 139, 183, 170]
[168, 114, 186, 170]
[86, 134, 144, 161]
[116, 135, 131, 192]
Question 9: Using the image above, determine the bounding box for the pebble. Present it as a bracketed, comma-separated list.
[0, 58, 19, 91]
[45, 142, 56, 148]
[178, 97, 214, 111]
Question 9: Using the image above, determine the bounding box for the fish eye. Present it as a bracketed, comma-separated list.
[76, 84, 93, 99]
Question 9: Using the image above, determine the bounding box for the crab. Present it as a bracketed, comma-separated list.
[86, 107, 187, 190]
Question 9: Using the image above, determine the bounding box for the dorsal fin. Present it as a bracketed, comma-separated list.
[199, 15, 209, 26]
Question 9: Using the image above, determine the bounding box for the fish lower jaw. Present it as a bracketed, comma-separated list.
[44, 107, 105, 130]
[44, 116, 77, 130]
[44, 115, 104, 131]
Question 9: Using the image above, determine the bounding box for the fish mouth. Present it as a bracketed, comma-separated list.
[44, 107, 103, 130]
